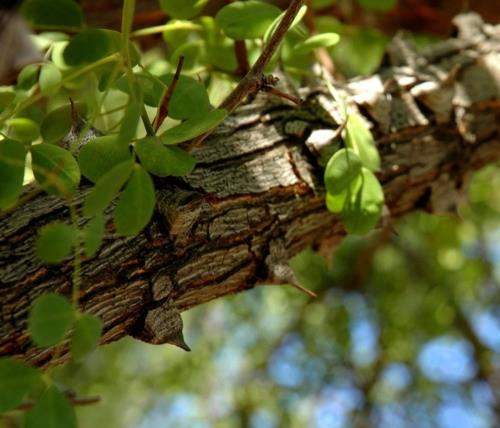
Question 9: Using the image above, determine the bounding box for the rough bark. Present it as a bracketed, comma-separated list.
[1, 13, 499, 366]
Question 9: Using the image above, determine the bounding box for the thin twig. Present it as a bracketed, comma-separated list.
[220, 0, 305, 113]
[153, 56, 185, 133]
[185, 0, 305, 150]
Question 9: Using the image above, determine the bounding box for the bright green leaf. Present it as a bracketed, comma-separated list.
[0, 358, 39, 412]
[39, 63, 62, 96]
[78, 136, 131, 183]
[16, 63, 40, 90]
[324, 148, 362, 195]
[0, 139, 26, 209]
[21, 0, 83, 28]
[114, 165, 155, 236]
[35, 222, 77, 264]
[263, 4, 308, 43]
[289, 247, 331, 291]
[83, 160, 134, 217]
[326, 174, 362, 213]
[292, 32, 340, 55]
[216, 1, 281, 40]
[31, 144, 81, 198]
[135, 137, 196, 177]
[24, 386, 77, 428]
[40, 102, 87, 144]
[28, 293, 74, 347]
[7, 117, 40, 143]
[161, 108, 227, 145]
[159, 0, 208, 19]
[342, 168, 384, 234]
[63, 28, 113, 66]
[70, 314, 103, 359]
[345, 113, 380, 171]
[83, 214, 105, 258]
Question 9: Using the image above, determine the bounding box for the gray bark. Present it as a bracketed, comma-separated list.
[1, 13, 499, 366]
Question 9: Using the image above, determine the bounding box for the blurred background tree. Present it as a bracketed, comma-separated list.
[1, 0, 499, 427]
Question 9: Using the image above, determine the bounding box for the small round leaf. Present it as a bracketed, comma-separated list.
[70, 314, 103, 359]
[63, 29, 113, 66]
[28, 293, 74, 347]
[0, 358, 40, 412]
[36, 222, 77, 264]
[24, 386, 77, 428]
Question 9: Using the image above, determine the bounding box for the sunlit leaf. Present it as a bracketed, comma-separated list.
[324, 148, 362, 195]
[341, 168, 384, 234]
[70, 314, 103, 359]
[114, 165, 156, 236]
[0, 358, 39, 412]
[292, 32, 340, 55]
[345, 113, 380, 171]
[25, 386, 77, 428]
[39, 63, 62, 96]
[7, 118, 40, 143]
[28, 293, 74, 347]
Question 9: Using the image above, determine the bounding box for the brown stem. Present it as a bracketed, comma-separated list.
[220, 0, 305, 113]
[234, 40, 250, 76]
[153, 55, 184, 133]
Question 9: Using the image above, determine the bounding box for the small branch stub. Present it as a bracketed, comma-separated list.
[139, 303, 191, 352]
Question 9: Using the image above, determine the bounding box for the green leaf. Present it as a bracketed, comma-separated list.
[31, 144, 81, 198]
[83, 214, 105, 258]
[83, 160, 134, 217]
[263, 4, 308, 43]
[0, 358, 40, 412]
[341, 168, 384, 234]
[0, 139, 26, 209]
[40, 102, 87, 144]
[39, 63, 62, 96]
[357, 0, 398, 11]
[161, 74, 212, 120]
[292, 32, 340, 55]
[36, 222, 77, 264]
[114, 165, 155, 236]
[114, 73, 165, 107]
[345, 113, 380, 171]
[78, 136, 131, 183]
[216, 1, 281, 39]
[63, 28, 114, 66]
[161, 108, 227, 145]
[0, 89, 15, 111]
[135, 137, 196, 177]
[289, 248, 331, 291]
[7, 117, 40, 143]
[17, 63, 40, 90]
[28, 293, 74, 347]
[159, 0, 208, 19]
[324, 148, 362, 195]
[24, 386, 77, 428]
[21, 0, 83, 28]
[326, 174, 362, 213]
[70, 314, 103, 359]
[118, 101, 141, 146]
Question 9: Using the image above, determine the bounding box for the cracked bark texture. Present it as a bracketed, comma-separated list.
[1, 13, 499, 366]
